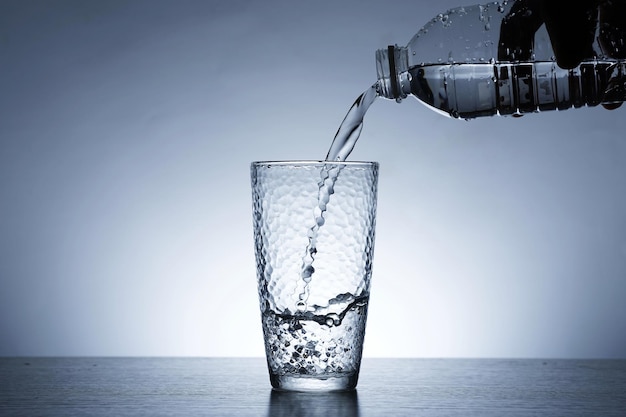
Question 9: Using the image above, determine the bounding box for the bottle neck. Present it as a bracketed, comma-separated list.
[375, 45, 411, 101]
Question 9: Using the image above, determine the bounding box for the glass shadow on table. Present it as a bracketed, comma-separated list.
[267, 389, 360, 417]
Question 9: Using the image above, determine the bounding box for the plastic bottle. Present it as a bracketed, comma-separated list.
[375, 1, 625, 119]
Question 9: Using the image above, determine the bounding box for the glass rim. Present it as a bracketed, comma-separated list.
[251, 160, 378, 168]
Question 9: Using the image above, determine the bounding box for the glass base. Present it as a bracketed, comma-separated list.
[270, 372, 359, 392]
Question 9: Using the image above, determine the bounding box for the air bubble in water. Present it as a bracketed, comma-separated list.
[325, 313, 342, 327]
[441, 13, 451, 27]
[302, 265, 315, 279]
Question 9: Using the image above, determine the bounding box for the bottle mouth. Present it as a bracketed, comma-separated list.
[375, 45, 410, 101]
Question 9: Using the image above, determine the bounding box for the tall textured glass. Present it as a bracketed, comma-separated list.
[251, 161, 379, 391]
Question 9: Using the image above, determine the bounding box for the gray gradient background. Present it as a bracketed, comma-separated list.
[1, 0, 625, 358]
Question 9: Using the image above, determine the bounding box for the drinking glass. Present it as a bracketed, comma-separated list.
[251, 161, 379, 391]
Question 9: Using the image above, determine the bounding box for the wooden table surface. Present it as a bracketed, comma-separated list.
[2, 357, 625, 416]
